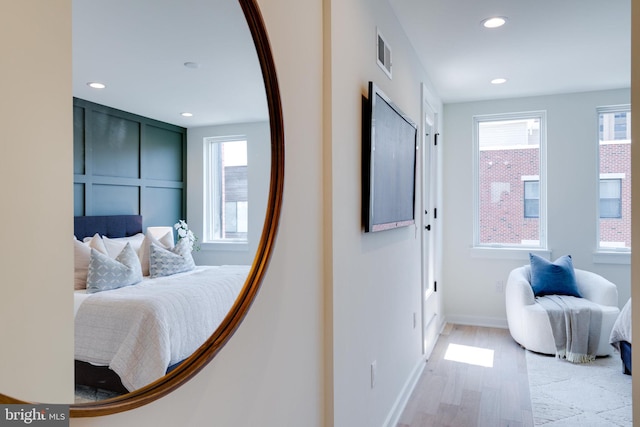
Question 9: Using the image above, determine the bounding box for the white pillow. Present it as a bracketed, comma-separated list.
[86, 242, 143, 293]
[73, 234, 108, 290]
[149, 237, 196, 278]
[102, 233, 145, 258]
[139, 231, 175, 276]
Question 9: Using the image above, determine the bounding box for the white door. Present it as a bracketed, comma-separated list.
[421, 86, 440, 357]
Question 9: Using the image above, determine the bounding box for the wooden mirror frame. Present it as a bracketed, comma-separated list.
[0, 0, 283, 417]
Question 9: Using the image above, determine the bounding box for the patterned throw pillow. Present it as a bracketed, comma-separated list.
[74, 233, 109, 290]
[139, 231, 175, 276]
[86, 242, 143, 293]
[149, 237, 196, 278]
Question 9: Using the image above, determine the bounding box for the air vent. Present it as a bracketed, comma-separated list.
[377, 29, 392, 79]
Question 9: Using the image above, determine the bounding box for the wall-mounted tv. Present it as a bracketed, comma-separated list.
[362, 81, 418, 233]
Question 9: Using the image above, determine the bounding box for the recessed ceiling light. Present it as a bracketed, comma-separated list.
[482, 17, 507, 29]
[180, 112, 193, 117]
[87, 82, 106, 89]
[183, 62, 200, 69]
[491, 78, 508, 85]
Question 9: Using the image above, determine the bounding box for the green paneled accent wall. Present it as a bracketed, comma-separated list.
[144, 125, 185, 181]
[73, 105, 85, 175]
[144, 187, 184, 229]
[73, 98, 187, 230]
[91, 111, 140, 178]
[74, 183, 85, 216]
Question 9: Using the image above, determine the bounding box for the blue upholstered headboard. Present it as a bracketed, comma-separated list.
[74, 215, 143, 241]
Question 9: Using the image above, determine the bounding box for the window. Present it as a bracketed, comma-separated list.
[204, 137, 248, 243]
[599, 179, 622, 219]
[598, 106, 630, 250]
[474, 111, 546, 248]
[523, 180, 539, 218]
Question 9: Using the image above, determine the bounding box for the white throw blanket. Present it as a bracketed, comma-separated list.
[536, 295, 602, 363]
[75, 265, 249, 391]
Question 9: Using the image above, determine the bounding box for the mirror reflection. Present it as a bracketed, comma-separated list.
[72, 0, 269, 403]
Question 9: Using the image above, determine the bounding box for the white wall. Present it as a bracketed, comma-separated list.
[187, 121, 270, 266]
[326, 0, 442, 425]
[67, 0, 325, 425]
[0, 1, 74, 403]
[443, 89, 631, 327]
[5, 1, 637, 427]
[1, 0, 324, 426]
[2, 0, 443, 423]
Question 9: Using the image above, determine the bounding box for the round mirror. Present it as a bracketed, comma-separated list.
[0, 0, 283, 418]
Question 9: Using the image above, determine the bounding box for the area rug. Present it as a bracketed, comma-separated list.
[526, 350, 632, 426]
[74, 385, 122, 403]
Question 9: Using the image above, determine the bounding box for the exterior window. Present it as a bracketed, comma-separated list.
[523, 181, 539, 218]
[598, 106, 630, 250]
[599, 179, 621, 219]
[474, 112, 546, 248]
[205, 137, 248, 242]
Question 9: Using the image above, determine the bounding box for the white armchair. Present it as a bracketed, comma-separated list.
[505, 265, 620, 356]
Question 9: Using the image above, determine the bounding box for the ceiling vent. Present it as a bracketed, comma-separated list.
[377, 28, 392, 79]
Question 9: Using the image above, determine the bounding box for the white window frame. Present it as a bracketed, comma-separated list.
[203, 135, 249, 249]
[472, 111, 548, 258]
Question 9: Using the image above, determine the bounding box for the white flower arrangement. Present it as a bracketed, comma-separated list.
[174, 220, 200, 251]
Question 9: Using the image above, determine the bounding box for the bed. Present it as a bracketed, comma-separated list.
[74, 215, 249, 393]
[609, 297, 632, 375]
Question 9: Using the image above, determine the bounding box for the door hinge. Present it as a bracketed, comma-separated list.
[434, 133, 440, 146]
[434, 207, 437, 219]
[434, 281, 437, 292]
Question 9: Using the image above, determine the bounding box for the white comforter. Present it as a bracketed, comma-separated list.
[610, 297, 632, 351]
[74, 265, 249, 391]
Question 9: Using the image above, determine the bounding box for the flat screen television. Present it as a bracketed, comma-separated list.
[362, 81, 418, 233]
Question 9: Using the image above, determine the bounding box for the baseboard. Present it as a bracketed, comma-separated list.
[444, 314, 508, 329]
[424, 317, 447, 359]
[382, 357, 426, 427]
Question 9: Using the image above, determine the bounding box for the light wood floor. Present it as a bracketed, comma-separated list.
[397, 324, 534, 427]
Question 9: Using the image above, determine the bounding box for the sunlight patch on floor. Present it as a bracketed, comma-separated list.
[444, 343, 494, 367]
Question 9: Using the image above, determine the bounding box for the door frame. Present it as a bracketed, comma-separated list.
[420, 83, 441, 357]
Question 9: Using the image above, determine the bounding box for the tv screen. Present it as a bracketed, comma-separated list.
[363, 81, 417, 233]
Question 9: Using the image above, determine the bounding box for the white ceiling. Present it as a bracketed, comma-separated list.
[390, 0, 631, 103]
[73, 0, 630, 127]
[72, 0, 268, 128]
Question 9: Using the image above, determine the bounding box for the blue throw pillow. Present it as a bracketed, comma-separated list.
[529, 253, 582, 298]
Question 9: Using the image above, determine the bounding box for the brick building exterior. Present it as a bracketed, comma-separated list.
[599, 142, 631, 247]
[477, 110, 630, 248]
[478, 147, 539, 245]
[478, 142, 630, 247]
